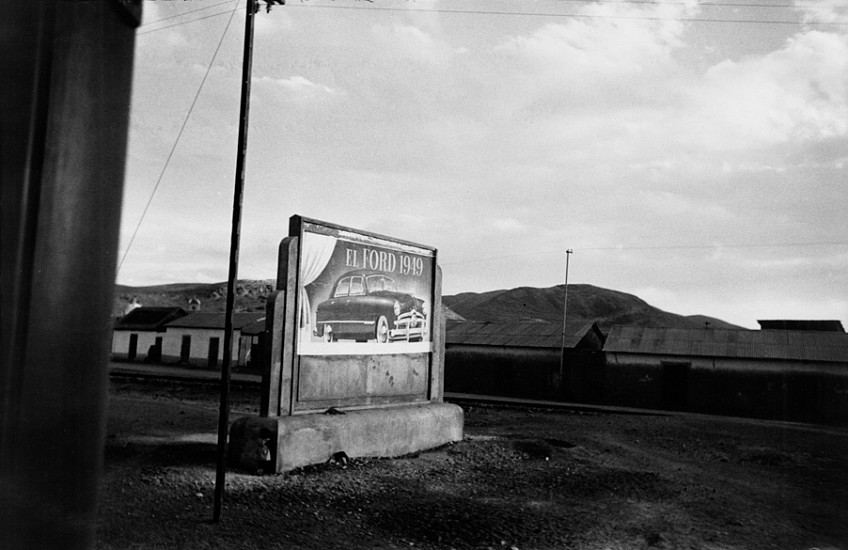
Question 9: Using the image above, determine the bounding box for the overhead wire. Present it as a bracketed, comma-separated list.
[118, 1, 242, 274]
[134, 0, 848, 31]
[124, 0, 848, 272]
[284, 0, 848, 26]
[442, 242, 848, 266]
[138, 0, 237, 28]
[137, 8, 241, 35]
[545, 0, 837, 9]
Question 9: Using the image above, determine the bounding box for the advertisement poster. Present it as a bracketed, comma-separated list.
[296, 220, 435, 356]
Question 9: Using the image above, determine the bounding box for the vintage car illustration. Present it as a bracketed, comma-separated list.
[313, 270, 428, 343]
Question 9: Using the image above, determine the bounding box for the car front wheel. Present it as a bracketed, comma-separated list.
[375, 316, 389, 343]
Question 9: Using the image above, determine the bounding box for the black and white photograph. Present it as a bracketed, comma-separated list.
[3, 1, 847, 549]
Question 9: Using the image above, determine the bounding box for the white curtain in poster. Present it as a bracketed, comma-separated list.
[299, 232, 337, 339]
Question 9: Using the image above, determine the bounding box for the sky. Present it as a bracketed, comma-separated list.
[118, 0, 848, 329]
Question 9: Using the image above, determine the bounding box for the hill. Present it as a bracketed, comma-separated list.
[115, 281, 741, 330]
[442, 284, 743, 331]
[114, 280, 276, 316]
[115, 279, 469, 320]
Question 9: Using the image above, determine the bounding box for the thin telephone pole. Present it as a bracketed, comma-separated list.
[558, 249, 573, 388]
[213, 0, 257, 522]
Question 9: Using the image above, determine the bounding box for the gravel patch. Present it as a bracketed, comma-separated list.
[98, 380, 848, 550]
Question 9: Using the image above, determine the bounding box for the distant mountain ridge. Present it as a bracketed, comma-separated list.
[115, 280, 742, 330]
[442, 284, 743, 331]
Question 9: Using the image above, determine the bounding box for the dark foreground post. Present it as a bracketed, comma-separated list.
[213, 0, 257, 522]
[0, 1, 139, 548]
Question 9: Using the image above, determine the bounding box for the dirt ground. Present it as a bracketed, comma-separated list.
[98, 379, 848, 550]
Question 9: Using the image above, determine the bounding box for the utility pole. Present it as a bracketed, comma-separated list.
[214, 0, 257, 522]
[558, 249, 574, 390]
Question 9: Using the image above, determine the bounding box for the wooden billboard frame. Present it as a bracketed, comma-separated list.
[261, 216, 445, 417]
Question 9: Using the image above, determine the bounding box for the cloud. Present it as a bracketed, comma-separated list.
[121, 2, 848, 329]
[720, 161, 787, 174]
[495, 0, 699, 78]
[490, 218, 530, 234]
[628, 160, 676, 172]
[253, 75, 340, 99]
[683, 30, 848, 151]
[637, 189, 730, 219]
[795, 0, 848, 25]
[371, 23, 455, 65]
[252, 5, 294, 35]
[481, 5, 847, 169]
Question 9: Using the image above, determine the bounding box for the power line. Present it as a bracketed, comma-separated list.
[580, 241, 848, 251]
[134, 0, 848, 33]
[442, 241, 848, 266]
[126, 0, 847, 269]
[118, 1, 241, 274]
[286, 1, 848, 26]
[137, 8, 239, 35]
[545, 0, 837, 9]
[138, 0, 237, 28]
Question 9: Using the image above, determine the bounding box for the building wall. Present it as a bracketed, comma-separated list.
[111, 330, 163, 361]
[444, 344, 848, 424]
[111, 327, 254, 368]
[239, 334, 260, 369]
[444, 345, 604, 401]
[605, 352, 848, 424]
[161, 327, 241, 368]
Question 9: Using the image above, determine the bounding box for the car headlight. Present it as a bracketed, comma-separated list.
[393, 300, 401, 316]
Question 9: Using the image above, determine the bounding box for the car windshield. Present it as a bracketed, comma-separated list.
[366, 275, 397, 293]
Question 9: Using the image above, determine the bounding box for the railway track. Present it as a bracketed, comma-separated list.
[109, 363, 848, 435]
[109, 367, 260, 389]
[108, 363, 656, 417]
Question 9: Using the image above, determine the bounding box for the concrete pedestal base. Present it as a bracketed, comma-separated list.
[229, 403, 464, 473]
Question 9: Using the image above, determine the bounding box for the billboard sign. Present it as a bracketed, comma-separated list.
[294, 218, 436, 357]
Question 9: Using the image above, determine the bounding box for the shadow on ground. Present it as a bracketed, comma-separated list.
[105, 440, 217, 469]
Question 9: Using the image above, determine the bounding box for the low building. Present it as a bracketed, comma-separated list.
[445, 320, 606, 401]
[603, 326, 848, 424]
[239, 318, 267, 371]
[162, 312, 265, 368]
[757, 319, 845, 332]
[111, 307, 188, 362]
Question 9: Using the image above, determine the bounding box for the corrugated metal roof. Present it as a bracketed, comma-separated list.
[115, 307, 187, 331]
[603, 326, 848, 364]
[240, 318, 267, 335]
[165, 312, 265, 330]
[445, 320, 597, 349]
[757, 319, 845, 332]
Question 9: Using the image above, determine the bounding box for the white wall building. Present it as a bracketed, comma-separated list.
[162, 312, 265, 368]
[111, 307, 187, 362]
